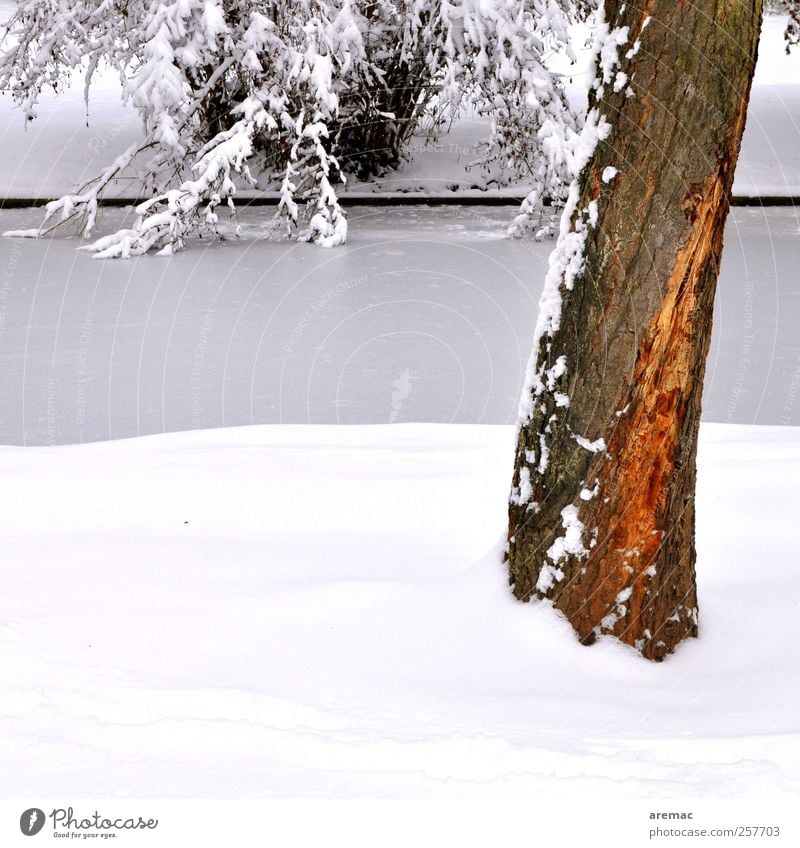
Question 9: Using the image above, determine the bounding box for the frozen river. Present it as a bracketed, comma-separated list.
[0, 204, 798, 445]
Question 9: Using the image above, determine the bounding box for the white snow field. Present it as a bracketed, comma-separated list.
[0, 422, 798, 798]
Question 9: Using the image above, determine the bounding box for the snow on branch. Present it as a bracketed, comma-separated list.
[1, 0, 590, 256]
[785, 2, 800, 52]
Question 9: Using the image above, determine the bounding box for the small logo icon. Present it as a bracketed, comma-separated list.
[20, 808, 46, 836]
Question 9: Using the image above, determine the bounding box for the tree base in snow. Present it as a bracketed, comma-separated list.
[507, 0, 763, 661]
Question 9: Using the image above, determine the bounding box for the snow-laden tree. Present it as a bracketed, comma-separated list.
[784, 2, 800, 50]
[435, 0, 586, 240]
[1, 0, 366, 254]
[767, 1, 800, 50]
[507, 0, 763, 660]
[0, 0, 586, 256]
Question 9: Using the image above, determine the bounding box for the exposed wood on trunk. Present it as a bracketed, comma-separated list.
[507, 0, 763, 660]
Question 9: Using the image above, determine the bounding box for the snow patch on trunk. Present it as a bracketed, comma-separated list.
[517, 1, 628, 424]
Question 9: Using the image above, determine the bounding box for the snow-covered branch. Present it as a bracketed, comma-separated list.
[1, 0, 588, 256]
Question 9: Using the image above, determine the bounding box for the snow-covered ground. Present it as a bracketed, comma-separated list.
[0, 422, 798, 798]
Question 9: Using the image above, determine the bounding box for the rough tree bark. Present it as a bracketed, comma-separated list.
[507, 0, 763, 660]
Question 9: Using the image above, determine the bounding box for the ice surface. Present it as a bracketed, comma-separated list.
[0, 205, 798, 445]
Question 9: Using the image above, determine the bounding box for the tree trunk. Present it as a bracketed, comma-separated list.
[507, 0, 763, 660]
